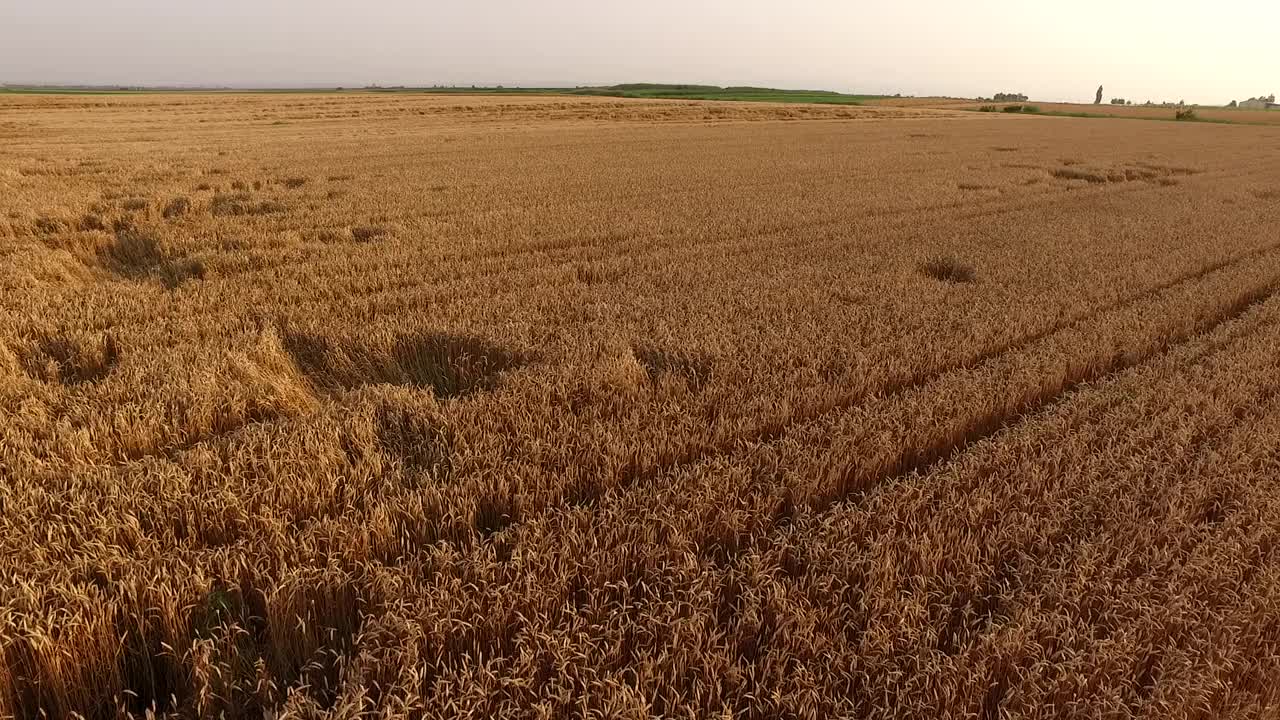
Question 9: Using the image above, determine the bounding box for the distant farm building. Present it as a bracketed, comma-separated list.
[1238, 97, 1278, 110]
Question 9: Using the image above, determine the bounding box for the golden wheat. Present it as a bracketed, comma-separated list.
[2, 92, 1279, 719]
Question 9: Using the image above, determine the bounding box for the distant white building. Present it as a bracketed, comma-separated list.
[1238, 97, 1277, 110]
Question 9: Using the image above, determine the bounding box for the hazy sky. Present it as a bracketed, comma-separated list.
[3, 0, 1275, 103]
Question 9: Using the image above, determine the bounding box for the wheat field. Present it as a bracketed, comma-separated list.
[2, 92, 1280, 719]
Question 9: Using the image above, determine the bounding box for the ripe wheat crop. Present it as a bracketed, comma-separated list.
[2, 92, 1279, 719]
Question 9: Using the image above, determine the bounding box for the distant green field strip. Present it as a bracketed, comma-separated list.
[1, 84, 886, 106]
[571, 86, 884, 105]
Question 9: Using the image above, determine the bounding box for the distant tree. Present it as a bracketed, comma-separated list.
[1269, 94, 1277, 103]
[1228, 100, 1238, 108]
[1095, 85, 1103, 104]
[1110, 98, 1127, 105]
[992, 92, 1028, 102]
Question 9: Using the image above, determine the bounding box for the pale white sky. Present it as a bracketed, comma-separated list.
[2, 0, 1275, 103]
